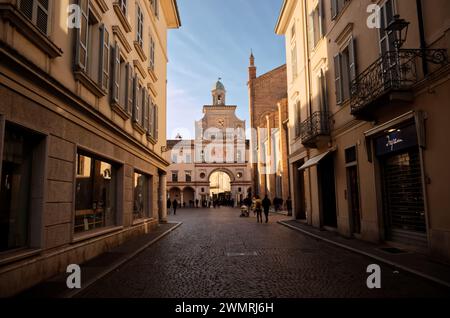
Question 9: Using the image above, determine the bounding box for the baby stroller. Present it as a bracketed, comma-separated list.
[240, 205, 249, 217]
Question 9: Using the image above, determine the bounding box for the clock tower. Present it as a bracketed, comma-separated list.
[212, 78, 226, 105]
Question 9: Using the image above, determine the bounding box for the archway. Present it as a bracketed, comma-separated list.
[182, 187, 195, 208]
[168, 187, 181, 202]
[209, 170, 232, 205]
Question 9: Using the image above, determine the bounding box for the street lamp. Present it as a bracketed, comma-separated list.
[385, 15, 410, 49]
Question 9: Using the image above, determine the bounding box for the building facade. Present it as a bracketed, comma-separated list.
[166, 80, 252, 207]
[276, 0, 450, 261]
[0, 0, 180, 296]
[247, 54, 290, 206]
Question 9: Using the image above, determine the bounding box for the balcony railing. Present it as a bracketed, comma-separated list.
[299, 111, 330, 147]
[350, 49, 448, 117]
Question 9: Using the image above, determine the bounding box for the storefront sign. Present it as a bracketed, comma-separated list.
[375, 124, 418, 156]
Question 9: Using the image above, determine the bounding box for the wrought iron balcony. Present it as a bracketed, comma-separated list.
[300, 111, 330, 148]
[350, 49, 448, 118]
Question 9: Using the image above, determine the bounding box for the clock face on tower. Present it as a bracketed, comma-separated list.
[217, 119, 225, 128]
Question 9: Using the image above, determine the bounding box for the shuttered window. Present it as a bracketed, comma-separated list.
[334, 54, 342, 104]
[133, 79, 142, 124]
[126, 63, 134, 115]
[111, 42, 120, 104]
[291, 44, 298, 81]
[334, 37, 357, 104]
[143, 88, 149, 130]
[154, 104, 159, 140]
[136, 5, 144, 48]
[150, 0, 159, 18]
[19, 0, 49, 34]
[99, 24, 110, 92]
[119, 0, 127, 16]
[148, 97, 154, 137]
[348, 37, 356, 83]
[75, 0, 89, 72]
[149, 36, 155, 71]
[309, 0, 325, 50]
[331, 0, 350, 20]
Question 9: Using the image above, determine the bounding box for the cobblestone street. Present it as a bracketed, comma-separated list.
[77, 208, 450, 298]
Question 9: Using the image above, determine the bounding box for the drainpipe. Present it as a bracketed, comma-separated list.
[416, 0, 428, 75]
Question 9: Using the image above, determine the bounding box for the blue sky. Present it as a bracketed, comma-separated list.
[166, 0, 286, 139]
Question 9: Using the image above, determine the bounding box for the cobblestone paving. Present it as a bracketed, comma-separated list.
[78, 208, 450, 298]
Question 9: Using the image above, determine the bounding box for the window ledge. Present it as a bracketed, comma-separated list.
[133, 41, 147, 63]
[0, 4, 63, 58]
[147, 82, 158, 97]
[113, 3, 132, 33]
[72, 226, 124, 244]
[147, 134, 157, 145]
[0, 248, 42, 266]
[111, 102, 131, 120]
[112, 26, 132, 53]
[74, 70, 106, 98]
[94, 0, 109, 13]
[133, 59, 147, 79]
[148, 67, 158, 83]
[133, 122, 147, 135]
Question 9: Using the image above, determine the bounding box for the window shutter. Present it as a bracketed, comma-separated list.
[151, 0, 159, 18]
[148, 98, 154, 137]
[126, 63, 133, 115]
[111, 42, 120, 104]
[36, 0, 49, 34]
[308, 13, 314, 50]
[132, 76, 139, 123]
[319, 0, 324, 38]
[143, 89, 149, 130]
[76, 0, 89, 71]
[19, 0, 33, 20]
[331, 0, 338, 20]
[99, 24, 110, 92]
[137, 6, 143, 47]
[334, 54, 343, 104]
[149, 36, 155, 70]
[120, 0, 127, 16]
[291, 45, 297, 80]
[319, 70, 328, 112]
[154, 104, 158, 140]
[349, 37, 357, 83]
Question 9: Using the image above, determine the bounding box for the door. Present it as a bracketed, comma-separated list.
[294, 160, 306, 220]
[381, 148, 427, 247]
[347, 165, 361, 234]
[318, 154, 337, 228]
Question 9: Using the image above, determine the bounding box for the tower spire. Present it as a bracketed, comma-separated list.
[249, 50, 256, 80]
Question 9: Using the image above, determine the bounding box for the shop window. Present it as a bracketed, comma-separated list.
[0, 123, 45, 252]
[75, 152, 117, 234]
[133, 171, 149, 220]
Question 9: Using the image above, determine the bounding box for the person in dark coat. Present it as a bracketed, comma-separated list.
[262, 195, 271, 223]
[172, 199, 178, 215]
[167, 198, 172, 215]
[286, 197, 293, 216]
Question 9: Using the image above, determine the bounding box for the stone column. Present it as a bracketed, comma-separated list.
[159, 172, 168, 223]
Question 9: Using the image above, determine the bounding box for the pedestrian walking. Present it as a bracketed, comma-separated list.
[254, 195, 263, 223]
[262, 195, 271, 223]
[173, 199, 178, 215]
[167, 198, 172, 215]
[286, 197, 293, 216]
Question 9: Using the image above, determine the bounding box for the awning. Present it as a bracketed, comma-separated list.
[298, 150, 334, 171]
